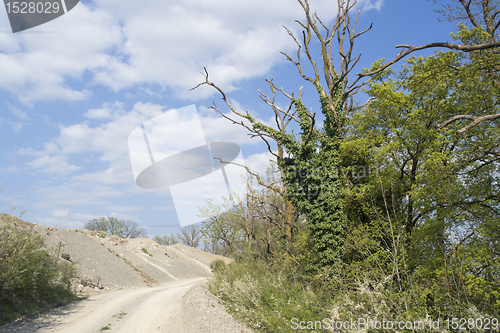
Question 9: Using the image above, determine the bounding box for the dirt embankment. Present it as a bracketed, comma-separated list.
[1, 213, 231, 292]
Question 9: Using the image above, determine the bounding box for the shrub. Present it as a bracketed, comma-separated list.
[210, 259, 226, 272]
[141, 248, 152, 257]
[208, 259, 327, 332]
[0, 220, 76, 325]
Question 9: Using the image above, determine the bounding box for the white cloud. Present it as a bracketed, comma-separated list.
[18, 142, 58, 157]
[18, 142, 79, 175]
[8, 104, 29, 120]
[105, 205, 141, 212]
[359, 0, 384, 11]
[57, 102, 165, 161]
[109, 212, 141, 223]
[0, 4, 122, 105]
[199, 108, 256, 146]
[27, 154, 81, 175]
[244, 152, 276, 177]
[0, 166, 19, 174]
[35, 216, 87, 229]
[0, 117, 30, 132]
[52, 209, 69, 217]
[0, 104, 32, 132]
[19, 100, 277, 184]
[72, 212, 101, 221]
[34, 183, 125, 206]
[70, 156, 134, 186]
[198, 99, 282, 146]
[83, 101, 126, 119]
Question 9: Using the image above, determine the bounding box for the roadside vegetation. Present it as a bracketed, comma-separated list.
[0, 215, 77, 325]
[196, 1, 500, 332]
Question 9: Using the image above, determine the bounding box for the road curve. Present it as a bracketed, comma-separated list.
[38, 277, 205, 333]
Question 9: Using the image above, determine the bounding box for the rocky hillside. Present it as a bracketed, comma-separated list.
[0, 213, 231, 293]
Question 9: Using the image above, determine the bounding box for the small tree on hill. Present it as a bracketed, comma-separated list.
[84, 217, 146, 238]
[153, 233, 178, 245]
[178, 225, 202, 248]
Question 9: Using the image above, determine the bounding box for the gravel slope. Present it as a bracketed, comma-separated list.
[181, 281, 254, 333]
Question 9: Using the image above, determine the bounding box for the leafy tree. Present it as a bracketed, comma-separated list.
[343, 26, 500, 315]
[153, 233, 178, 245]
[0, 218, 76, 324]
[199, 166, 309, 264]
[199, 198, 245, 257]
[190, 1, 500, 330]
[192, 0, 410, 271]
[412, 0, 500, 131]
[84, 217, 146, 239]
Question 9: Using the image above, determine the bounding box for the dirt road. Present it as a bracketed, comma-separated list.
[0, 216, 253, 333]
[2, 278, 206, 333]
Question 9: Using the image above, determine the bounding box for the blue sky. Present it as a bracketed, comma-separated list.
[0, 0, 459, 237]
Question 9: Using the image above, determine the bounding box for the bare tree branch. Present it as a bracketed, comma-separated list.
[437, 113, 500, 132]
[358, 40, 500, 77]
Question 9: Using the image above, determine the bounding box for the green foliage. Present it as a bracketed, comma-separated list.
[153, 233, 177, 245]
[199, 198, 246, 257]
[0, 219, 76, 325]
[210, 259, 226, 272]
[84, 217, 146, 239]
[279, 97, 346, 271]
[206, 23, 499, 332]
[141, 248, 152, 257]
[244, 84, 348, 270]
[198, 169, 312, 265]
[208, 259, 328, 333]
[202, 12, 500, 331]
[340, 25, 500, 318]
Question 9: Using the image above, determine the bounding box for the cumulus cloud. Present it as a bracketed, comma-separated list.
[0, 4, 122, 105]
[0, 0, 347, 104]
[17, 102, 170, 184]
[27, 154, 82, 175]
[359, 0, 384, 11]
[57, 102, 165, 161]
[52, 209, 69, 217]
[244, 151, 276, 177]
[83, 101, 126, 119]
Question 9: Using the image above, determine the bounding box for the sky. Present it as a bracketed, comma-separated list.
[0, 0, 460, 237]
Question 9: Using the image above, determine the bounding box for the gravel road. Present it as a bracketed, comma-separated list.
[1, 278, 253, 333]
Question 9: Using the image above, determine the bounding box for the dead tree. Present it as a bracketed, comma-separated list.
[191, 0, 461, 269]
